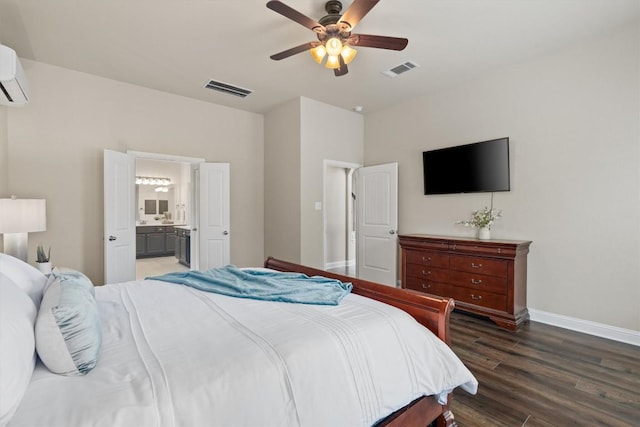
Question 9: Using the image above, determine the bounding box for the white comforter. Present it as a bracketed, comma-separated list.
[10, 277, 477, 427]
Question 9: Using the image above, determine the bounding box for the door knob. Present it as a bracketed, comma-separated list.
[108, 236, 116, 241]
[223, 230, 229, 235]
[389, 230, 396, 235]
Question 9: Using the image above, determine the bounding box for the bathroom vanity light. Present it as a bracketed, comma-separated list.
[135, 176, 171, 186]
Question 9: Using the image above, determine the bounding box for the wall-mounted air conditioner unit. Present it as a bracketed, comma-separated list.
[0, 44, 29, 106]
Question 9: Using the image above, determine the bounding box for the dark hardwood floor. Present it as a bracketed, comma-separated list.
[448, 311, 640, 427]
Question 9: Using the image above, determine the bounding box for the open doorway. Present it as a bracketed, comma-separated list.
[323, 161, 399, 286]
[323, 160, 360, 277]
[104, 149, 231, 284]
[134, 157, 191, 279]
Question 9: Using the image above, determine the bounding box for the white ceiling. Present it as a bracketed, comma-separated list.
[1, 0, 638, 114]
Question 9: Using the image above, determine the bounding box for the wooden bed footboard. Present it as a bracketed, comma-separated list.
[263, 257, 459, 427]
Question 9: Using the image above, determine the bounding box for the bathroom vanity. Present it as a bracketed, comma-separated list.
[136, 224, 178, 258]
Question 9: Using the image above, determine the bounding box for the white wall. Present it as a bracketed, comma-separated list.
[135, 158, 183, 224]
[325, 165, 348, 266]
[137, 185, 175, 223]
[364, 23, 640, 331]
[5, 60, 264, 284]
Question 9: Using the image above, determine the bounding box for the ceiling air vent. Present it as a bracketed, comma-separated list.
[382, 61, 420, 78]
[204, 80, 253, 98]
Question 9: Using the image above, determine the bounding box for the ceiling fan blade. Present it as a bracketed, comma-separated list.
[338, 0, 380, 30]
[270, 41, 317, 60]
[267, 1, 323, 31]
[334, 56, 349, 76]
[349, 34, 408, 51]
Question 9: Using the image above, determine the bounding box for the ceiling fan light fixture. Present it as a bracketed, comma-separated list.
[325, 54, 341, 69]
[325, 37, 343, 56]
[310, 45, 327, 64]
[267, 0, 407, 77]
[340, 45, 357, 64]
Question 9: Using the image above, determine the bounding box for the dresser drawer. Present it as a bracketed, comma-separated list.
[450, 254, 507, 277]
[450, 243, 518, 257]
[405, 250, 449, 268]
[405, 264, 449, 282]
[448, 270, 507, 294]
[405, 276, 453, 295]
[406, 276, 506, 311]
[451, 287, 507, 312]
[400, 234, 531, 331]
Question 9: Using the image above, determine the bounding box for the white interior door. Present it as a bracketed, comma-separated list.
[192, 162, 230, 270]
[356, 163, 398, 287]
[103, 149, 135, 284]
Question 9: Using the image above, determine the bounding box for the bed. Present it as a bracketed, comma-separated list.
[0, 254, 477, 427]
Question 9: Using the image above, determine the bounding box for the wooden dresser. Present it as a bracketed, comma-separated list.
[399, 234, 532, 330]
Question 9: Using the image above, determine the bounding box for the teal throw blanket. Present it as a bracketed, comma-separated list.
[147, 265, 352, 305]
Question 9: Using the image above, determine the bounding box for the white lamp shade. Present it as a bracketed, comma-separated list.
[0, 199, 47, 233]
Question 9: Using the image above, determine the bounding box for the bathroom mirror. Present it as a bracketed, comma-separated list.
[144, 199, 157, 214]
[159, 200, 169, 215]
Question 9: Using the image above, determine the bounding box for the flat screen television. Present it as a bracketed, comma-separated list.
[423, 137, 510, 195]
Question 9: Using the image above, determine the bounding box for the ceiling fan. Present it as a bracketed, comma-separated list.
[267, 0, 408, 76]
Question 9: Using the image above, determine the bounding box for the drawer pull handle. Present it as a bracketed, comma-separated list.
[471, 262, 483, 269]
[471, 279, 483, 285]
[470, 294, 483, 301]
[421, 270, 431, 276]
[422, 256, 432, 262]
[422, 283, 432, 290]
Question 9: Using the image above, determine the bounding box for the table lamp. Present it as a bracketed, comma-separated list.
[0, 197, 46, 262]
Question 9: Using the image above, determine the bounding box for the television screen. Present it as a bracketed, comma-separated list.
[423, 137, 510, 195]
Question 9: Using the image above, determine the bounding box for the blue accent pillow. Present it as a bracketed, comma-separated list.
[35, 269, 102, 376]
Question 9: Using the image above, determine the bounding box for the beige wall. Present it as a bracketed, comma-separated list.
[5, 60, 264, 284]
[299, 97, 363, 268]
[364, 23, 640, 331]
[264, 96, 363, 269]
[0, 106, 6, 249]
[0, 106, 7, 196]
[264, 98, 302, 264]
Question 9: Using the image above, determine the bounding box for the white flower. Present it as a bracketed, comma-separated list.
[456, 207, 502, 229]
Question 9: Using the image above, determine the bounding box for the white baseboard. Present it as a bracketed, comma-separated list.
[528, 309, 640, 347]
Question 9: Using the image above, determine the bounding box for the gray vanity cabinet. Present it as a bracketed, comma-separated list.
[136, 233, 146, 256]
[175, 228, 190, 267]
[136, 226, 176, 258]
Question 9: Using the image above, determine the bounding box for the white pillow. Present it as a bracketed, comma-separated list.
[0, 253, 46, 309]
[0, 272, 37, 427]
[35, 270, 102, 376]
